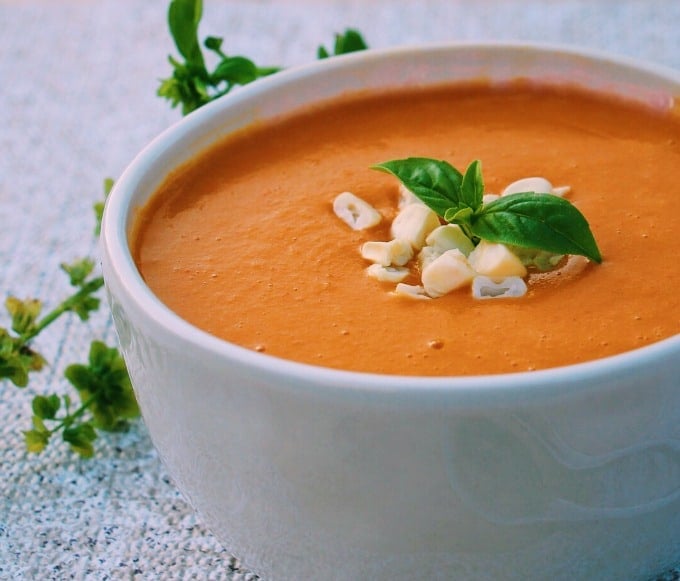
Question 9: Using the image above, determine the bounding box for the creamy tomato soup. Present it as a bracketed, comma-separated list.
[132, 82, 680, 375]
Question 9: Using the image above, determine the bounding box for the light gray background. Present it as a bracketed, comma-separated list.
[1, 1, 678, 578]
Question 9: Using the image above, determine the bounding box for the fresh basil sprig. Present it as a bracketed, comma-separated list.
[159, 0, 369, 115]
[372, 158, 602, 263]
[159, 0, 281, 115]
[318, 29, 368, 59]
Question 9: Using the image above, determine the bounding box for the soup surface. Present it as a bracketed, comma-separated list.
[133, 82, 680, 375]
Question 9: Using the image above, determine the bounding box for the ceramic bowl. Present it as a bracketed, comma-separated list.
[100, 43, 680, 580]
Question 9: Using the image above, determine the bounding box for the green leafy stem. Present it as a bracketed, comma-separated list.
[373, 158, 602, 263]
[158, 0, 368, 115]
[2, 178, 139, 458]
[24, 341, 139, 458]
[1, 256, 139, 458]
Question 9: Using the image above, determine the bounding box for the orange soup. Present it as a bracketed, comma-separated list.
[132, 83, 680, 376]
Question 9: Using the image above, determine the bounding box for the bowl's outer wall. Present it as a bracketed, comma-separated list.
[101, 44, 680, 581]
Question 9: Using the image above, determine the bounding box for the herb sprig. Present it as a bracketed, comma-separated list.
[25, 341, 139, 458]
[2, 181, 139, 458]
[159, 0, 369, 115]
[158, 0, 281, 115]
[2, 259, 103, 390]
[4, 263, 139, 458]
[373, 158, 602, 262]
[318, 29, 368, 59]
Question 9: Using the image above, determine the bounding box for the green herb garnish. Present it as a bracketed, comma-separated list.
[159, 0, 369, 115]
[372, 157, 602, 263]
[3, 259, 103, 370]
[158, 0, 281, 115]
[93, 177, 114, 236]
[317, 29, 368, 59]
[24, 341, 139, 458]
[2, 186, 139, 458]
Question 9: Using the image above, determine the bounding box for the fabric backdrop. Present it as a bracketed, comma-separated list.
[1, 1, 678, 579]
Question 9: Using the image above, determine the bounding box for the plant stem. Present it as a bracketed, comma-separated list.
[49, 395, 96, 435]
[21, 277, 104, 343]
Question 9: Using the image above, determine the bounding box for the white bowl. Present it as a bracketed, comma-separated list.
[100, 43, 680, 580]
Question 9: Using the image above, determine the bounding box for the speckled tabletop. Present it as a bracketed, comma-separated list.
[1, 1, 679, 579]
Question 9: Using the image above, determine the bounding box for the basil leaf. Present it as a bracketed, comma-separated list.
[444, 206, 473, 224]
[318, 29, 368, 59]
[373, 158, 464, 217]
[32, 394, 61, 420]
[168, 0, 205, 68]
[460, 159, 484, 211]
[333, 29, 369, 55]
[211, 56, 259, 85]
[24, 429, 49, 454]
[204, 36, 223, 52]
[471, 193, 602, 262]
[63, 423, 97, 458]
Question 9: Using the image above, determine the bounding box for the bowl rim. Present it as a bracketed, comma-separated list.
[101, 40, 680, 404]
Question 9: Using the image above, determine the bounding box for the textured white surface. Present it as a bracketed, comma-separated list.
[0, 1, 678, 579]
